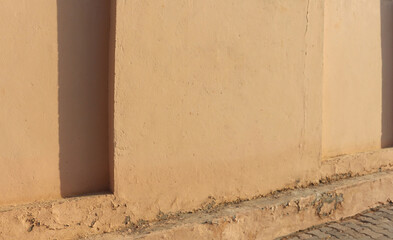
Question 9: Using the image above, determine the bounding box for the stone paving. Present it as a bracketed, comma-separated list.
[278, 203, 393, 240]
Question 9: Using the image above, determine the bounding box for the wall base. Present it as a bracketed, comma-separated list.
[1, 149, 393, 239]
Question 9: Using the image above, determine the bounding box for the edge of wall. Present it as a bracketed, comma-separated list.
[107, 0, 117, 194]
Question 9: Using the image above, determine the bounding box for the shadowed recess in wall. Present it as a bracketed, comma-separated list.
[57, 0, 110, 197]
[381, 0, 393, 148]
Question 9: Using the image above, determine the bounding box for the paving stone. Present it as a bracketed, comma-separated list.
[352, 221, 391, 238]
[377, 208, 393, 217]
[345, 221, 385, 239]
[306, 229, 331, 239]
[304, 237, 320, 240]
[385, 205, 393, 212]
[327, 222, 354, 232]
[327, 223, 371, 239]
[356, 215, 393, 231]
[319, 226, 352, 239]
[356, 215, 386, 225]
[280, 204, 393, 240]
[342, 221, 369, 232]
[374, 211, 393, 222]
[286, 237, 301, 240]
[296, 233, 314, 239]
[361, 212, 388, 222]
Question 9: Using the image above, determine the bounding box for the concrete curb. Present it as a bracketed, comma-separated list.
[87, 171, 393, 240]
[1, 170, 392, 240]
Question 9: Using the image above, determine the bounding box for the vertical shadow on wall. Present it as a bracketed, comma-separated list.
[381, 0, 393, 148]
[57, 0, 110, 197]
[108, 0, 116, 192]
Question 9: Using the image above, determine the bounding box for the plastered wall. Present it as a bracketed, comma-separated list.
[322, 0, 393, 157]
[0, 0, 110, 205]
[322, 0, 383, 158]
[113, 0, 324, 218]
[0, 0, 391, 221]
[0, 0, 59, 204]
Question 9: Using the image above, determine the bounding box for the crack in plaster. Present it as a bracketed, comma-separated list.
[300, 0, 310, 161]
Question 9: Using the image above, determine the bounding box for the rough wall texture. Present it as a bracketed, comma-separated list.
[322, 0, 383, 157]
[0, 0, 392, 227]
[0, 0, 60, 204]
[1, 169, 392, 240]
[0, 0, 110, 205]
[113, 0, 324, 219]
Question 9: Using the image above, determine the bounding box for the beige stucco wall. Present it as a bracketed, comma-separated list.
[0, 0, 391, 222]
[113, 0, 324, 219]
[322, 0, 383, 157]
[0, 0, 110, 205]
[0, 0, 59, 204]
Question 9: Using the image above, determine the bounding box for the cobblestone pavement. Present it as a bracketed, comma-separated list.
[278, 203, 393, 240]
